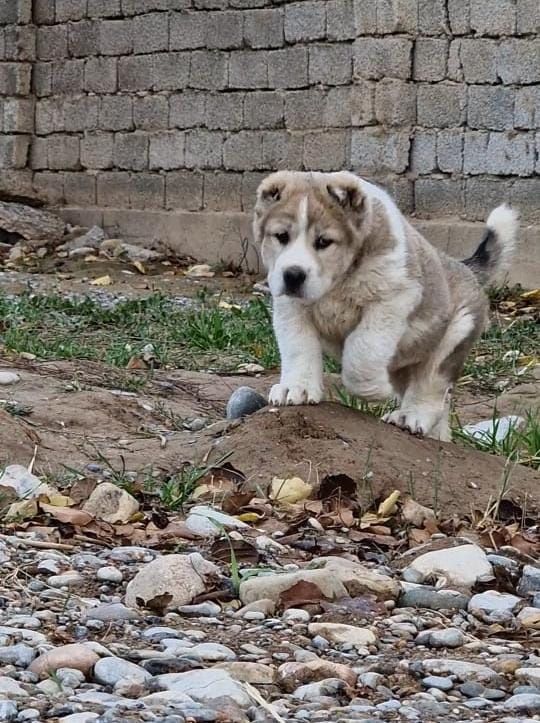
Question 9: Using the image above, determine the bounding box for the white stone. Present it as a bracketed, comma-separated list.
[515, 668, 540, 687]
[0, 371, 20, 385]
[154, 669, 251, 707]
[82, 482, 139, 524]
[421, 659, 498, 684]
[307, 623, 376, 646]
[185, 505, 249, 537]
[463, 416, 524, 444]
[0, 465, 53, 499]
[518, 607, 540, 629]
[96, 566, 123, 583]
[93, 657, 150, 686]
[404, 545, 493, 588]
[469, 590, 521, 616]
[0, 676, 29, 696]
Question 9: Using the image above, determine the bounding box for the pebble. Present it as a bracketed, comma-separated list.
[29, 644, 99, 679]
[82, 482, 139, 524]
[0, 644, 36, 667]
[226, 386, 267, 419]
[503, 694, 540, 712]
[422, 676, 454, 691]
[48, 571, 84, 588]
[308, 623, 377, 646]
[0, 371, 20, 385]
[154, 668, 251, 707]
[469, 590, 521, 616]
[518, 566, 540, 596]
[283, 608, 311, 624]
[398, 584, 470, 610]
[426, 628, 466, 648]
[0, 701, 18, 721]
[93, 656, 151, 686]
[96, 566, 123, 583]
[403, 545, 493, 588]
[83, 603, 139, 622]
[177, 602, 221, 617]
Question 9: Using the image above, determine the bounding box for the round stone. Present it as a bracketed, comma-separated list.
[226, 386, 267, 419]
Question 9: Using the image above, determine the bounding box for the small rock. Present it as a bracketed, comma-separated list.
[154, 668, 251, 707]
[503, 694, 540, 712]
[0, 465, 53, 499]
[82, 482, 139, 524]
[96, 566, 123, 583]
[518, 566, 540, 597]
[399, 583, 469, 610]
[307, 623, 376, 646]
[60, 225, 105, 252]
[48, 571, 84, 588]
[226, 386, 267, 419]
[125, 552, 219, 610]
[29, 644, 99, 679]
[0, 644, 36, 667]
[402, 499, 435, 527]
[215, 662, 276, 685]
[56, 668, 85, 689]
[426, 628, 465, 648]
[94, 657, 150, 686]
[460, 681, 486, 698]
[0, 371, 20, 385]
[181, 643, 236, 662]
[178, 602, 221, 617]
[516, 670, 540, 688]
[57, 715, 99, 723]
[0, 701, 18, 721]
[283, 608, 311, 624]
[518, 607, 540, 629]
[278, 660, 356, 691]
[292, 677, 347, 700]
[403, 544, 493, 588]
[83, 603, 139, 622]
[0, 676, 29, 696]
[235, 599, 276, 618]
[469, 590, 521, 617]
[184, 505, 249, 538]
[422, 676, 453, 691]
[421, 659, 499, 684]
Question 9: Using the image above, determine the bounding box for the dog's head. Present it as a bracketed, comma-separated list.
[253, 171, 373, 301]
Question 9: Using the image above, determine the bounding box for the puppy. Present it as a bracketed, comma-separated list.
[253, 171, 518, 442]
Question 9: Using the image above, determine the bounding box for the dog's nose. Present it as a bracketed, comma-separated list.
[283, 266, 306, 294]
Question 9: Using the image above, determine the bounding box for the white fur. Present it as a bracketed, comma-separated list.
[486, 203, 519, 273]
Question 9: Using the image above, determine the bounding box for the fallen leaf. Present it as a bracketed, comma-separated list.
[133, 260, 146, 274]
[40, 503, 93, 526]
[222, 492, 256, 515]
[185, 264, 215, 278]
[139, 592, 173, 615]
[43, 494, 74, 507]
[521, 288, 540, 303]
[5, 499, 38, 521]
[69, 478, 97, 505]
[90, 274, 112, 286]
[409, 528, 432, 545]
[278, 580, 329, 610]
[126, 356, 148, 370]
[270, 476, 313, 504]
[377, 490, 400, 517]
[210, 538, 260, 565]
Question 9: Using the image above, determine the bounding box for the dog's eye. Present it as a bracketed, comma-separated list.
[314, 236, 333, 251]
[275, 231, 289, 245]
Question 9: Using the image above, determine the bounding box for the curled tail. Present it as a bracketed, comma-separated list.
[462, 204, 519, 285]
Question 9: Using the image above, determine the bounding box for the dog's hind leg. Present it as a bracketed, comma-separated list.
[384, 306, 479, 441]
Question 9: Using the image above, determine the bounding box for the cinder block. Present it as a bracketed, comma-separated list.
[375, 79, 416, 126]
[244, 9, 284, 49]
[464, 177, 512, 221]
[118, 55, 155, 91]
[498, 39, 540, 84]
[516, 0, 540, 34]
[165, 170, 203, 211]
[417, 83, 466, 128]
[413, 38, 448, 81]
[152, 52, 190, 90]
[206, 92, 244, 130]
[415, 178, 464, 217]
[354, 0, 377, 34]
[511, 178, 540, 223]
[30, 137, 48, 169]
[463, 131, 489, 175]
[0, 135, 30, 169]
[130, 173, 165, 209]
[170, 12, 207, 50]
[149, 131, 185, 169]
[448, 0, 471, 34]
[284, 89, 325, 130]
[100, 20, 133, 56]
[241, 170, 267, 211]
[55, 0, 87, 21]
[304, 130, 348, 171]
[261, 130, 303, 169]
[0, 62, 31, 96]
[223, 131, 262, 171]
[134, 96, 169, 130]
[470, 0, 516, 35]
[99, 95, 133, 131]
[229, 51, 268, 89]
[37, 26, 67, 61]
[33, 62, 53, 97]
[64, 96, 99, 132]
[68, 20, 100, 58]
[52, 59, 84, 95]
[203, 171, 242, 211]
[325, 86, 360, 128]
[48, 134, 80, 170]
[81, 132, 114, 169]
[485, 131, 535, 176]
[244, 91, 283, 129]
[169, 90, 206, 128]
[207, 11, 243, 50]
[113, 132, 149, 171]
[376, 0, 418, 33]
[447, 40, 463, 81]
[349, 81, 376, 126]
[185, 129, 224, 168]
[64, 172, 97, 206]
[97, 171, 131, 207]
[410, 130, 437, 174]
[133, 12, 169, 54]
[468, 85, 515, 131]
[267, 47, 308, 89]
[308, 44, 352, 86]
[3, 98, 34, 133]
[327, 0, 355, 40]
[351, 128, 410, 174]
[190, 51, 228, 90]
[84, 57, 117, 94]
[459, 39, 498, 83]
[418, 0, 446, 34]
[33, 0, 55, 25]
[4, 26, 36, 62]
[88, 0, 123, 18]
[35, 97, 64, 134]
[382, 176, 414, 214]
[284, 2, 326, 43]
[514, 86, 540, 129]
[193, 0, 228, 8]
[33, 171, 64, 205]
[353, 38, 412, 80]
[437, 129, 463, 173]
[0, 0, 31, 24]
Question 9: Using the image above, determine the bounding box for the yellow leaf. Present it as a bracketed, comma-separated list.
[133, 260, 146, 274]
[5, 499, 38, 521]
[520, 288, 540, 302]
[377, 490, 401, 517]
[185, 264, 215, 278]
[236, 512, 262, 523]
[90, 275, 112, 286]
[45, 494, 74, 507]
[270, 476, 313, 504]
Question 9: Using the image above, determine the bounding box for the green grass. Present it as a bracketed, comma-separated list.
[0, 292, 278, 373]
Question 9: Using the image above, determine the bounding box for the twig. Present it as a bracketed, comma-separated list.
[243, 682, 286, 723]
[0, 534, 75, 551]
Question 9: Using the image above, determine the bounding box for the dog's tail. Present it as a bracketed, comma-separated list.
[462, 204, 519, 285]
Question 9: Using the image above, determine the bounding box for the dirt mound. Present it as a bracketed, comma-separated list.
[195, 404, 540, 517]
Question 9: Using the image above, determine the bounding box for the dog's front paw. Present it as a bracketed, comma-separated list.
[383, 408, 442, 439]
[269, 382, 323, 406]
[343, 371, 393, 402]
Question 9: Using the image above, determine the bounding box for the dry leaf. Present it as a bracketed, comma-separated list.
[210, 538, 260, 565]
[44, 494, 74, 507]
[40, 503, 93, 526]
[520, 288, 540, 303]
[126, 356, 148, 370]
[5, 499, 38, 521]
[185, 264, 215, 278]
[278, 580, 329, 610]
[90, 275, 112, 286]
[133, 260, 146, 274]
[69, 478, 97, 505]
[377, 490, 400, 517]
[270, 476, 313, 504]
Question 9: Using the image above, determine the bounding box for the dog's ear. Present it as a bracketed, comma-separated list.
[255, 175, 286, 212]
[326, 177, 366, 214]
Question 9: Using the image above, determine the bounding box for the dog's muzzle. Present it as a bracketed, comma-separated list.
[282, 266, 306, 295]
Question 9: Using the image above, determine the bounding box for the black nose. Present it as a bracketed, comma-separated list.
[283, 266, 306, 294]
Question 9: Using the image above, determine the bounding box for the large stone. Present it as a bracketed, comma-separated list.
[82, 482, 139, 524]
[469, 591, 521, 617]
[125, 553, 219, 611]
[215, 662, 276, 685]
[239, 556, 399, 604]
[0, 200, 65, 242]
[307, 623, 376, 646]
[515, 668, 540, 687]
[403, 545, 493, 588]
[153, 668, 251, 707]
[29, 644, 99, 680]
[518, 566, 540, 596]
[399, 583, 470, 610]
[0, 465, 54, 499]
[277, 660, 356, 691]
[518, 607, 540, 629]
[421, 659, 500, 685]
[93, 657, 150, 686]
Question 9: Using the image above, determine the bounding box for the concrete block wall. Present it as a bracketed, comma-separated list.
[0, 1, 539, 278]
